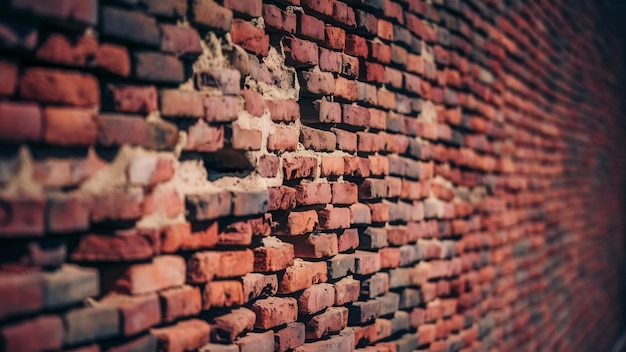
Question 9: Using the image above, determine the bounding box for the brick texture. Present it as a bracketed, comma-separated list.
[0, 1, 625, 352]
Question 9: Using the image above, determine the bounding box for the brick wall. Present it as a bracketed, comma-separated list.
[0, 0, 625, 351]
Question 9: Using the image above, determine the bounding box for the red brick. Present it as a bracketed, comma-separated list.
[133, 52, 184, 84]
[353, 323, 377, 346]
[331, 182, 358, 204]
[324, 25, 346, 50]
[298, 283, 335, 314]
[71, 231, 159, 262]
[345, 34, 368, 57]
[266, 99, 300, 122]
[90, 187, 143, 222]
[187, 250, 253, 283]
[212, 308, 256, 343]
[302, 99, 341, 123]
[19, 68, 99, 107]
[140, 0, 187, 18]
[335, 76, 358, 101]
[283, 156, 318, 180]
[104, 255, 186, 295]
[285, 232, 338, 258]
[378, 19, 393, 40]
[251, 296, 298, 329]
[192, 0, 233, 31]
[299, 13, 325, 41]
[44, 194, 88, 234]
[332, 128, 357, 152]
[296, 181, 332, 205]
[268, 125, 299, 152]
[101, 6, 159, 45]
[41, 107, 97, 146]
[263, 4, 296, 34]
[203, 280, 245, 309]
[300, 125, 336, 151]
[0, 102, 42, 143]
[0, 196, 45, 237]
[278, 259, 327, 294]
[107, 84, 158, 113]
[276, 209, 318, 235]
[36, 34, 96, 67]
[0, 272, 44, 319]
[204, 96, 238, 121]
[0, 59, 18, 96]
[0, 315, 63, 352]
[275, 322, 305, 352]
[258, 154, 279, 177]
[95, 43, 131, 77]
[241, 89, 265, 117]
[196, 68, 240, 95]
[318, 206, 351, 230]
[357, 131, 382, 153]
[305, 307, 348, 339]
[231, 19, 269, 56]
[151, 319, 211, 352]
[144, 187, 184, 218]
[284, 36, 318, 67]
[334, 275, 360, 305]
[253, 237, 295, 272]
[101, 293, 161, 336]
[332, 2, 356, 26]
[300, 71, 335, 96]
[185, 121, 224, 152]
[160, 89, 204, 118]
[224, 0, 262, 17]
[362, 61, 386, 83]
[268, 186, 297, 210]
[11, 0, 97, 25]
[350, 203, 372, 225]
[319, 47, 342, 73]
[108, 335, 156, 352]
[302, 0, 333, 15]
[337, 228, 359, 253]
[232, 124, 262, 151]
[342, 104, 370, 127]
[354, 250, 381, 275]
[159, 285, 202, 323]
[321, 156, 345, 177]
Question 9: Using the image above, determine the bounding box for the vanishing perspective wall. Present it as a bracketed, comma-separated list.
[0, 0, 625, 351]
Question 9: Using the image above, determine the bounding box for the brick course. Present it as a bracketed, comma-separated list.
[0, 0, 624, 351]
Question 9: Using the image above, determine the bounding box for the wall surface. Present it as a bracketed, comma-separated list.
[0, 0, 625, 351]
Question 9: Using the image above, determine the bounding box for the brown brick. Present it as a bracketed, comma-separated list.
[151, 319, 211, 352]
[251, 297, 298, 329]
[19, 68, 99, 107]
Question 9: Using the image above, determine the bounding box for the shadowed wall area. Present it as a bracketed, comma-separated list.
[0, 0, 625, 351]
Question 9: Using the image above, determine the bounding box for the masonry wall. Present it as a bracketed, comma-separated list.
[1, 0, 625, 351]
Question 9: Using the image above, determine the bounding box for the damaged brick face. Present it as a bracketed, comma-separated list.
[0, 0, 625, 351]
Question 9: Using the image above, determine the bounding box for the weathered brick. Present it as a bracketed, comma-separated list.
[133, 52, 184, 83]
[1, 315, 63, 352]
[212, 308, 255, 343]
[187, 250, 253, 283]
[102, 255, 184, 295]
[19, 68, 99, 107]
[101, 7, 159, 46]
[192, 0, 233, 31]
[231, 19, 269, 56]
[151, 319, 211, 352]
[159, 285, 202, 323]
[278, 259, 327, 294]
[101, 293, 161, 336]
[251, 296, 298, 329]
[64, 306, 120, 346]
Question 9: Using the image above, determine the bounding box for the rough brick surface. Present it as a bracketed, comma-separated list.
[0, 1, 625, 352]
